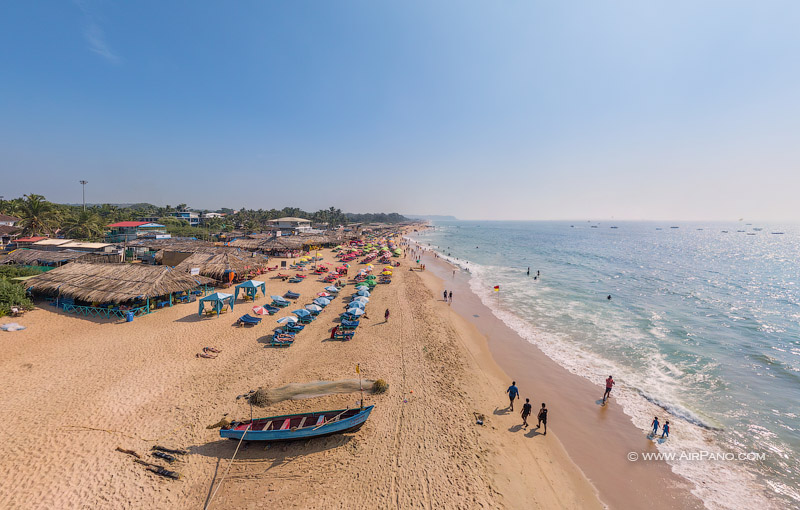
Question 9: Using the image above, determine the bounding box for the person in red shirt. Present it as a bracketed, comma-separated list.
[602, 375, 615, 404]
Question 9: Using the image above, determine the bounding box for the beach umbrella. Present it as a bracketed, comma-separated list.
[347, 308, 365, 316]
[292, 309, 311, 317]
[325, 286, 340, 293]
[353, 296, 369, 303]
[305, 304, 323, 312]
[317, 291, 331, 297]
[252, 306, 269, 315]
[382, 271, 393, 275]
[314, 297, 331, 306]
[355, 285, 369, 290]
[356, 290, 370, 297]
[277, 316, 298, 324]
[349, 300, 366, 309]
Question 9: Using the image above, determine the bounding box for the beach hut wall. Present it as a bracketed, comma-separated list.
[23, 262, 214, 303]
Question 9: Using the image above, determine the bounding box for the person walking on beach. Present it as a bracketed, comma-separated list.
[384, 309, 390, 322]
[651, 416, 660, 436]
[443, 290, 448, 301]
[527, 267, 530, 276]
[603, 375, 615, 404]
[537, 403, 548, 435]
[507, 381, 519, 411]
[661, 421, 670, 439]
[448, 290, 453, 303]
[521, 398, 532, 428]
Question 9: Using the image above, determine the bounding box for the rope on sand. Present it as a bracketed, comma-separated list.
[204, 423, 250, 510]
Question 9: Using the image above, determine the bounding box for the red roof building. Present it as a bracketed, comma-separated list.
[106, 221, 151, 228]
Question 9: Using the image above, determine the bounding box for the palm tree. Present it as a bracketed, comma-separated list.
[16, 194, 55, 236]
[62, 210, 105, 240]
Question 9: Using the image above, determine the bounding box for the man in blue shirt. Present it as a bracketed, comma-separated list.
[506, 381, 520, 411]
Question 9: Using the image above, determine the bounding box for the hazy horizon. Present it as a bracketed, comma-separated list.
[3, 1, 800, 221]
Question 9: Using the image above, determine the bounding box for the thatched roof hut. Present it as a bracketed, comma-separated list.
[174, 249, 269, 280]
[24, 262, 214, 303]
[228, 233, 355, 253]
[1, 249, 92, 266]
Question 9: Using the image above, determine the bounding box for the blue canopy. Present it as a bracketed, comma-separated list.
[292, 309, 311, 317]
[234, 280, 266, 301]
[349, 301, 366, 309]
[325, 286, 340, 293]
[199, 292, 234, 317]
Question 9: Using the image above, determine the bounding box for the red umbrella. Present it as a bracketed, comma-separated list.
[252, 306, 269, 315]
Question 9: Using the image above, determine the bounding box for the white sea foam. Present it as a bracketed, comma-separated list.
[407, 236, 778, 510]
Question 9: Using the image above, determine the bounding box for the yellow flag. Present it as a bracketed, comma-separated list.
[356, 364, 360, 374]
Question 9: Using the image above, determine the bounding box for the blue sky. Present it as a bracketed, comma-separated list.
[2, 1, 799, 220]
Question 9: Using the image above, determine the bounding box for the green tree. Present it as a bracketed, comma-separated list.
[62, 210, 105, 240]
[16, 194, 55, 236]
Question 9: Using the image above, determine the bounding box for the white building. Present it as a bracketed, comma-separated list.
[0, 214, 20, 227]
[267, 217, 312, 232]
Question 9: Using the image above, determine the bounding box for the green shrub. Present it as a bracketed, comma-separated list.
[0, 278, 33, 317]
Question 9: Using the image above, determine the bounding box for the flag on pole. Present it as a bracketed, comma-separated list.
[493, 285, 500, 292]
[356, 364, 360, 374]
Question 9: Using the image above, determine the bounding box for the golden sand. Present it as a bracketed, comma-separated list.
[0, 248, 601, 509]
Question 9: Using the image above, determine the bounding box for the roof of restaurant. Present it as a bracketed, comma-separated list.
[107, 221, 165, 228]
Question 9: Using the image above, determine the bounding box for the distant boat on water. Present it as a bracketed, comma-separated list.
[697, 228, 704, 231]
[610, 226, 618, 229]
[670, 226, 679, 229]
[591, 225, 598, 228]
[753, 228, 763, 231]
[737, 230, 746, 232]
[772, 232, 785, 235]
[721, 230, 729, 233]
[655, 228, 663, 230]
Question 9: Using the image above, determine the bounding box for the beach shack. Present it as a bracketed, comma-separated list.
[24, 262, 213, 319]
[106, 221, 167, 243]
[199, 292, 234, 317]
[234, 280, 266, 301]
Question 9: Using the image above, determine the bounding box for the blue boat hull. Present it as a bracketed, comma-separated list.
[220, 405, 374, 442]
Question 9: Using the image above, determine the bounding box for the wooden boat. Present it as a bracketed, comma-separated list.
[221, 406, 374, 442]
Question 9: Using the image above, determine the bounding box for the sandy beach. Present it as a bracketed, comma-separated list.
[0, 246, 603, 509]
[411, 244, 705, 510]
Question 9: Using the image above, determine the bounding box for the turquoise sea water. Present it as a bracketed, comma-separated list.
[410, 221, 800, 510]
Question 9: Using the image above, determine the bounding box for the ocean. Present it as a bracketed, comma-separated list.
[409, 221, 800, 510]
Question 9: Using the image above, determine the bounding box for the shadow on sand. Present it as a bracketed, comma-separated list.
[493, 407, 512, 416]
[193, 435, 352, 508]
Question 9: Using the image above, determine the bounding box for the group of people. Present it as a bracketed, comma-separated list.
[507, 381, 548, 434]
[442, 289, 453, 303]
[650, 416, 670, 438]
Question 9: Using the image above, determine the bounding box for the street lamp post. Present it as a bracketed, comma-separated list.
[79, 180, 88, 211]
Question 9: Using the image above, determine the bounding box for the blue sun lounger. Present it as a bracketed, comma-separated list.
[237, 314, 262, 327]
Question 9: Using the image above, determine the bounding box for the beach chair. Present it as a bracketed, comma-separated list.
[272, 300, 289, 308]
[284, 322, 304, 333]
[236, 314, 262, 327]
[298, 316, 314, 325]
[288, 277, 303, 284]
[284, 291, 301, 299]
[340, 319, 359, 330]
[334, 330, 355, 341]
[264, 304, 280, 315]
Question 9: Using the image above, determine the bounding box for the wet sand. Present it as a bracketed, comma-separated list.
[413, 245, 704, 510]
